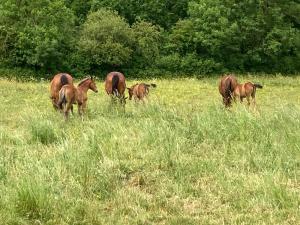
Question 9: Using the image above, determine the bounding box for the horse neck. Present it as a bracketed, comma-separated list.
[77, 81, 90, 93]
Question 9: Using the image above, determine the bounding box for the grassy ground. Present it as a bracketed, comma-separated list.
[0, 75, 299, 225]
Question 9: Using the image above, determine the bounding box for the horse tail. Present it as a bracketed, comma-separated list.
[144, 83, 157, 88]
[112, 74, 119, 96]
[224, 78, 233, 99]
[57, 88, 66, 110]
[60, 74, 69, 86]
[254, 83, 263, 89]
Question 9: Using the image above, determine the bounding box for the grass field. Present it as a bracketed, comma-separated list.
[0, 75, 299, 225]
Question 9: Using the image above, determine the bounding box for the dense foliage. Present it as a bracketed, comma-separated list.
[0, 0, 299, 77]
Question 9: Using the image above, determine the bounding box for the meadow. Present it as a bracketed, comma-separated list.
[0, 75, 299, 225]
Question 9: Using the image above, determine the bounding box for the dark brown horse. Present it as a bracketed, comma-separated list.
[233, 82, 263, 106]
[127, 83, 156, 102]
[50, 73, 73, 110]
[58, 77, 98, 119]
[105, 72, 127, 105]
[219, 74, 238, 107]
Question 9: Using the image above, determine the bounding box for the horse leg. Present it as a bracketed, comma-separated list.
[231, 93, 238, 103]
[223, 97, 228, 107]
[240, 97, 243, 103]
[141, 95, 146, 104]
[79, 102, 86, 121]
[51, 97, 59, 111]
[252, 97, 256, 110]
[64, 102, 71, 120]
[53, 102, 58, 111]
[71, 105, 74, 115]
[251, 90, 256, 108]
[224, 96, 231, 107]
[119, 96, 126, 112]
[78, 103, 83, 117]
[111, 94, 118, 105]
[82, 101, 87, 115]
[246, 96, 251, 106]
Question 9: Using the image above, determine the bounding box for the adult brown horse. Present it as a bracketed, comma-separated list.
[127, 83, 157, 102]
[50, 73, 73, 110]
[219, 74, 238, 107]
[105, 72, 127, 105]
[58, 77, 98, 119]
[233, 82, 263, 106]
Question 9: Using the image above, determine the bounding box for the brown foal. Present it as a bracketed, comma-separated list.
[50, 73, 73, 110]
[58, 77, 98, 119]
[127, 83, 157, 102]
[233, 82, 263, 106]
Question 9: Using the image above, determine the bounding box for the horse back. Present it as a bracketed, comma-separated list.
[105, 72, 126, 95]
[50, 73, 73, 96]
[137, 84, 149, 97]
[60, 84, 77, 103]
[219, 74, 238, 97]
[244, 82, 255, 95]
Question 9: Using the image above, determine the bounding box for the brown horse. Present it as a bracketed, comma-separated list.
[233, 82, 263, 106]
[219, 74, 238, 107]
[50, 73, 73, 110]
[127, 83, 157, 102]
[105, 72, 127, 105]
[58, 77, 98, 119]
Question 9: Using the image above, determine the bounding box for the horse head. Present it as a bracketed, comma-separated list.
[127, 87, 133, 100]
[89, 76, 98, 93]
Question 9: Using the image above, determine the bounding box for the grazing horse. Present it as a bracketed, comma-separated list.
[58, 77, 98, 119]
[50, 73, 73, 110]
[127, 83, 157, 102]
[219, 74, 238, 107]
[233, 82, 263, 106]
[105, 72, 127, 105]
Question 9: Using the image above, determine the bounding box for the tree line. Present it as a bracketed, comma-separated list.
[0, 0, 299, 78]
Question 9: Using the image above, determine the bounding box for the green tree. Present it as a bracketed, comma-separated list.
[77, 9, 134, 70]
[168, 0, 300, 73]
[0, 0, 75, 72]
[91, 0, 189, 29]
[65, 0, 92, 25]
[131, 20, 161, 68]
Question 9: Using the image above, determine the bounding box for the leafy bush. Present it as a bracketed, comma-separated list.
[78, 9, 134, 68]
[0, 0, 299, 76]
[0, 0, 75, 72]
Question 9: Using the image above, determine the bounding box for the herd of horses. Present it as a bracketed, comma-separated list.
[50, 71, 157, 119]
[50, 72, 263, 119]
[219, 74, 263, 107]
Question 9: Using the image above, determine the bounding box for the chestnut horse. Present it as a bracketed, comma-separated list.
[50, 73, 73, 110]
[219, 74, 238, 107]
[127, 83, 156, 102]
[58, 77, 98, 119]
[233, 82, 263, 106]
[105, 72, 127, 105]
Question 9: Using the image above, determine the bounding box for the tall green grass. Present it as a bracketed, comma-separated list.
[0, 76, 299, 224]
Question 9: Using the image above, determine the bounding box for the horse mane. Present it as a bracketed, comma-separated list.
[78, 77, 91, 87]
[60, 74, 69, 86]
[131, 83, 139, 89]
